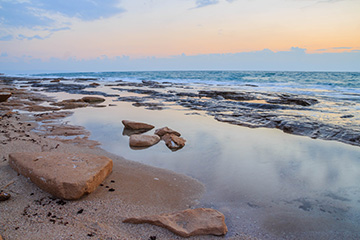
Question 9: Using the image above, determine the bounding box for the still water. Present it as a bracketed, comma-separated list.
[64, 97, 360, 239]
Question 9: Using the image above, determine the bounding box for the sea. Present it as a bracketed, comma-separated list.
[29, 70, 360, 103]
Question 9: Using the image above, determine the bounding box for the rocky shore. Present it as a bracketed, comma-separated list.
[0, 80, 253, 239]
[2, 75, 359, 148]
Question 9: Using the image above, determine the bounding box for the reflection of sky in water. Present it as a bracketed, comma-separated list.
[66, 101, 360, 238]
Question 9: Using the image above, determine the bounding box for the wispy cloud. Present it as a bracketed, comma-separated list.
[17, 34, 51, 40]
[0, 34, 13, 41]
[0, 0, 125, 40]
[193, 0, 237, 8]
[316, 47, 353, 52]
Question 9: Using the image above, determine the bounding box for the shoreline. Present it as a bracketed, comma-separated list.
[0, 82, 247, 239]
[2, 75, 359, 148]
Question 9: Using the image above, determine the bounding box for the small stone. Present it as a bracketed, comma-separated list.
[129, 134, 160, 148]
[122, 120, 154, 131]
[0, 92, 12, 102]
[0, 191, 11, 201]
[155, 127, 181, 137]
[162, 134, 186, 150]
[123, 208, 228, 237]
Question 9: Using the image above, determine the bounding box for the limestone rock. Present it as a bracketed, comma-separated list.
[0, 92, 11, 102]
[155, 127, 181, 137]
[129, 134, 160, 148]
[123, 208, 228, 238]
[81, 96, 105, 104]
[122, 120, 154, 131]
[9, 152, 113, 200]
[162, 134, 186, 150]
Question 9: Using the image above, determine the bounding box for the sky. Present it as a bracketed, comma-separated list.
[0, 0, 359, 73]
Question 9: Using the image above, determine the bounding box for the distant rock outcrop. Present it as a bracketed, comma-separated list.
[123, 208, 228, 237]
[9, 152, 113, 200]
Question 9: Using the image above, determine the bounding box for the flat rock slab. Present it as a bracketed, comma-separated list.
[9, 152, 113, 200]
[122, 120, 154, 131]
[129, 134, 160, 148]
[123, 208, 228, 237]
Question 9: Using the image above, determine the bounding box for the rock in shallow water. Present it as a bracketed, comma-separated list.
[155, 127, 181, 137]
[129, 134, 160, 148]
[123, 208, 228, 237]
[162, 133, 186, 151]
[122, 120, 155, 131]
[9, 152, 113, 200]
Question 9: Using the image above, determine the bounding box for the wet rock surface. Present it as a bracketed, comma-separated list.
[123, 208, 228, 237]
[2, 76, 360, 147]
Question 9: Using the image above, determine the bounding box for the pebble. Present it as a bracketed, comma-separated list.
[0, 191, 11, 201]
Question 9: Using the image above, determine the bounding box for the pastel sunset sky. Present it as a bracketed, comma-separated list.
[0, 0, 359, 73]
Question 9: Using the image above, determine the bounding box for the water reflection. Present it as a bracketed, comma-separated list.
[66, 101, 360, 238]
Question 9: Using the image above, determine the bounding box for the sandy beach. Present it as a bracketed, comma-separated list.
[0, 81, 251, 239]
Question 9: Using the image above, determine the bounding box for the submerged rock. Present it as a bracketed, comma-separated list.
[129, 134, 160, 148]
[9, 152, 113, 200]
[123, 208, 228, 237]
[81, 96, 105, 104]
[122, 120, 154, 131]
[52, 99, 89, 109]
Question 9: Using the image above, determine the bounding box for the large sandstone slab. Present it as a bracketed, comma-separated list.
[123, 208, 228, 237]
[9, 152, 113, 200]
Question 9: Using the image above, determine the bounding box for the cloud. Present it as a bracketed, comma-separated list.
[0, 34, 13, 41]
[0, 0, 125, 40]
[0, 51, 8, 57]
[332, 47, 352, 50]
[195, 0, 219, 8]
[17, 34, 51, 40]
[194, 0, 237, 8]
